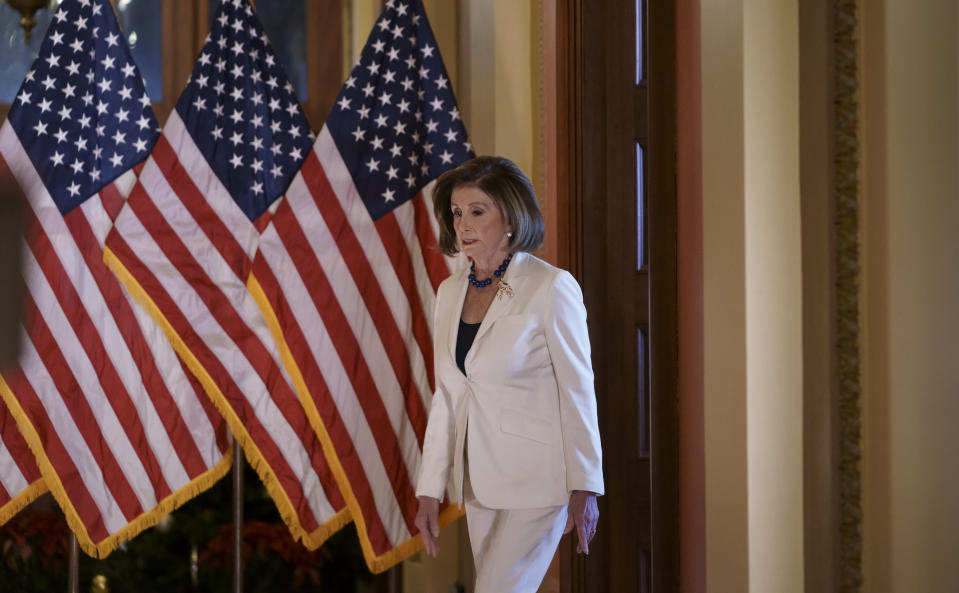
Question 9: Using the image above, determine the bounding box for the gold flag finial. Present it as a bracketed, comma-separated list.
[3, 0, 51, 45]
[90, 574, 110, 593]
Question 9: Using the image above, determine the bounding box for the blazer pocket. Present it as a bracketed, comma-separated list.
[499, 409, 554, 445]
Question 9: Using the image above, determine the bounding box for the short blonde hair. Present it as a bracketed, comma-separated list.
[432, 156, 544, 256]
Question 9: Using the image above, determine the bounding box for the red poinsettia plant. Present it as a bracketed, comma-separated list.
[1, 499, 69, 577]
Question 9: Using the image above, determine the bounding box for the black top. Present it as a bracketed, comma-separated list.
[455, 319, 481, 375]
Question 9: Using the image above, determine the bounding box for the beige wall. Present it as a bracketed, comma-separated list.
[742, 0, 805, 591]
[861, 1, 959, 592]
[701, 0, 750, 588]
[457, 0, 538, 180]
[702, 0, 959, 591]
[702, 0, 806, 590]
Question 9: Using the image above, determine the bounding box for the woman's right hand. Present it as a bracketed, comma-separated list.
[414, 496, 441, 557]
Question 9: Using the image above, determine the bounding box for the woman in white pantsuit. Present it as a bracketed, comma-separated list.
[415, 156, 604, 593]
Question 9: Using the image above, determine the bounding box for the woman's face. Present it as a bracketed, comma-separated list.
[450, 185, 511, 265]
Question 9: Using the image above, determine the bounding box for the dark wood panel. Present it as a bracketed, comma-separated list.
[647, 0, 681, 588]
[574, 0, 610, 589]
[555, 0, 679, 591]
[304, 0, 344, 130]
[543, 0, 578, 273]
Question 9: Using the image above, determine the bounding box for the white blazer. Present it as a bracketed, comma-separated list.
[416, 252, 604, 509]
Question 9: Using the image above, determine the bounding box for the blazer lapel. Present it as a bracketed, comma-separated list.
[446, 267, 470, 363]
[469, 252, 528, 352]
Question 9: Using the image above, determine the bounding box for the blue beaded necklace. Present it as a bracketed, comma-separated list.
[468, 253, 513, 288]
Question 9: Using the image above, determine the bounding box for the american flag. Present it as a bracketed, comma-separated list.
[104, 0, 348, 548]
[0, 167, 44, 526]
[0, 398, 44, 524]
[250, 0, 472, 571]
[0, 0, 232, 556]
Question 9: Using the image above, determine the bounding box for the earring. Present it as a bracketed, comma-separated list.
[507, 232, 513, 239]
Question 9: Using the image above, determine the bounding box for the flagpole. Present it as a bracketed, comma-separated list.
[232, 439, 244, 593]
[68, 535, 79, 593]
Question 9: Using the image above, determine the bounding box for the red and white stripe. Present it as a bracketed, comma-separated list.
[104, 112, 346, 546]
[0, 122, 231, 554]
[251, 126, 459, 571]
[0, 396, 44, 523]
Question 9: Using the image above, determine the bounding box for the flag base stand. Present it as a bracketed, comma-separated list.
[233, 438, 244, 593]
[68, 534, 78, 593]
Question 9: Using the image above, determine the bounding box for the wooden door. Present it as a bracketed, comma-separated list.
[550, 0, 679, 591]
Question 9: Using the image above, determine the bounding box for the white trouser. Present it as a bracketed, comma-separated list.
[464, 472, 568, 593]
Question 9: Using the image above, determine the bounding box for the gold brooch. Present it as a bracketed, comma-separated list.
[496, 279, 513, 300]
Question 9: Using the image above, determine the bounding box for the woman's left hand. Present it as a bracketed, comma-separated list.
[564, 490, 599, 554]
